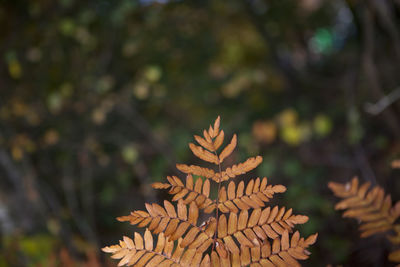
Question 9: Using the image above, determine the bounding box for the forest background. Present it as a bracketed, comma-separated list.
[1, 0, 400, 266]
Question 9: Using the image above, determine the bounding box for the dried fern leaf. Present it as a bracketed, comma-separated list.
[215, 156, 263, 182]
[151, 175, 213, 209]
[209, 230, 317, 267]
[176, 156, 263, 183]
[189, 143, 220, 165]
[105, 116, 317, 267]
[211, 116, 220, 138]
[213, 130, 224, 151]
[330, 177, 400, 264]
[103, 230, 206, 267]
[328, 177, 400, 238]
[204, 178, 286, 214]
[219, 134, 237, 164]
[194, 135, 215, 152]
[117, 200, 205, 242]
[175, 164, 215, 180]
[180, 217, 216, 252]
[198, 207, 308, 254]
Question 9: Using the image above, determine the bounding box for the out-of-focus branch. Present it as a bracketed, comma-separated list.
[361, 5, 400, 137]
[364, 88, 400, 115]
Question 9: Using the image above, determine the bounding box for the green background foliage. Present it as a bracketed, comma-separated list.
[1, 0, 400, 266]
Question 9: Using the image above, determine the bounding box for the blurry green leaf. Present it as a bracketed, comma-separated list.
[19, 235, 55, 264]
[59, 18, 76, 36]
[144, 65, 162, 83]
[122, 144, 138, 164]
[281, 124, 302, 146]
[222, 41, 244, 67]
[8, 60, 22, 79]
[313, 114, 332, 137]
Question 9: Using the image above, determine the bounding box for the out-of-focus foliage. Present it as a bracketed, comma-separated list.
[0, 0, 400, 266]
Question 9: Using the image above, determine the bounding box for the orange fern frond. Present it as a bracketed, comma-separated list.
[215, 156, 263, 182]
[104, 116, 317, 266]
[117, 200, 204, 242]
[193, 207, 309, 254]
[176, 156, 263, 183]
[215, 178, 287, 213]
[329, 176, 400, 264]
[218, 134, 237, 164]
[175, 164, 216, 180]
[329, 177, 400, 237]
[103, 231, 207, 267]
[210, 230, 317, 267]
[152, 175, 213, 209]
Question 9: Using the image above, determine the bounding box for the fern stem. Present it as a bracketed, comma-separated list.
[211, 151, 223, 252]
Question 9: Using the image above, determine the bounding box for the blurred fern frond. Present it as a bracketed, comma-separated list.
[329, 177, 400, 263]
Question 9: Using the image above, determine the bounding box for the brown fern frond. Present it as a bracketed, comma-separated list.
[215, 178, 287, 213]
[218, 134, 237, 164]
[103, 230, 206, 267]
[215, 156, 263, 182]
[176, 156, 263, 183]
[104, 116, 317, 266]
[117, 200, 205, 242]
[175, 164, 216, 180]
[151, 175, 214, 209]
[194, 207, 308, 254]
[185, 117, 239, 166]
[179, 217, 216, 253]
[210, 230, 318, 267]
[328, 177, 400, 237]
[189, 143, 220, 165]
[329, 176, 400, 264]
